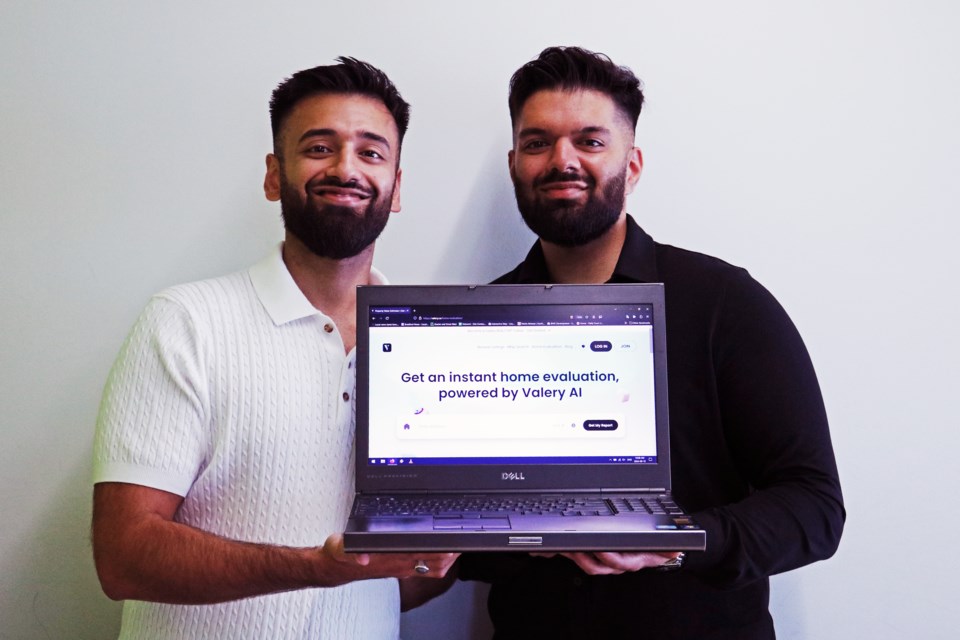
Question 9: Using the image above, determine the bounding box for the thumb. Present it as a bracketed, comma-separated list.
[351, 553, 371, 566]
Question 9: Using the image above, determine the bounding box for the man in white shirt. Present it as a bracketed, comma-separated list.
[92, 57, 457, 639]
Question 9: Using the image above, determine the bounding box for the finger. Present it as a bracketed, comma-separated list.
[409, 553, 459, 571]
[592, 551, 679, 572]
[412, 554, 459, 577]
[417, 552, 459, 563]
[591, 552, 650, 572]
[563, 552, 625, 576]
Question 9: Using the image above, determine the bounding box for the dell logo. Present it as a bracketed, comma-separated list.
[501, 472, 526, 481]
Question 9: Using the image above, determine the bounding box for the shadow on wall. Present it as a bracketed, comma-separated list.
[432, 144, 534, 285]
[0, 449, 122, 639]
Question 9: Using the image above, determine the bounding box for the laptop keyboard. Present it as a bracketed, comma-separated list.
[354, 495, 684, 517]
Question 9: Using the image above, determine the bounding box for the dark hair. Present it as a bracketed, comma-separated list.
[508, 46, 644, 131]
[269, 57, 410, 156]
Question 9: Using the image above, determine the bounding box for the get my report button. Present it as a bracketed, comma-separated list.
[583, 420, 619, 431]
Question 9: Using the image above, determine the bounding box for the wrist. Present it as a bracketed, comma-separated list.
[309, 543, 350, 588]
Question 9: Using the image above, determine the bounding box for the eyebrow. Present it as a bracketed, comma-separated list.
[516, 125, 612, 138]
[297, 128, 392, 149]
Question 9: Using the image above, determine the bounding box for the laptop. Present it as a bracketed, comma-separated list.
[343, 283, 705, 552]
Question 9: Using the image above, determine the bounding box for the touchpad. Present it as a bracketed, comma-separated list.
[433, 517, 512, 530]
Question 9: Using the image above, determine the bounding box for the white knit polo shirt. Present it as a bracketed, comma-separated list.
[93, 245, 399, 639]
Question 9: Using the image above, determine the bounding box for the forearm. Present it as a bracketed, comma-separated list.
[92, 483, 459, 604]
[690, 474, 844, 587]
[95, 511, 336, 604]
[92, 482, 357, 604]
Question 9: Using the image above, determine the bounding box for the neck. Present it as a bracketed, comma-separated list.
[281, 232, 373, 352]
[540, 213, 628, 284]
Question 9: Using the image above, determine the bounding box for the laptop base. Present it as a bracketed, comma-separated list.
[343, 523, 705, 553]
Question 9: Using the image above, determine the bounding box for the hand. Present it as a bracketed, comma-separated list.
[322, 533, 459, 582]
[399, 560, 460, 611]
[532, 550, 682, 575]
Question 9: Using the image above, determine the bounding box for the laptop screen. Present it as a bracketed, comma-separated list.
[363, 297, 659, 469]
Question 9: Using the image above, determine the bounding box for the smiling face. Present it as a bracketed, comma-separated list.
[264, 93, 402, 260]
[509, 89, 642, 247]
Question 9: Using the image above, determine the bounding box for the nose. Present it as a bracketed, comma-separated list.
[549, 138, 580, 172]
[327, 148, 360, 183]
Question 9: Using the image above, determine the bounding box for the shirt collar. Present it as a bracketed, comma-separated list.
[248, 243, 388, 326]
[610, 214, 660, 283]
[510, 214, 660, 284]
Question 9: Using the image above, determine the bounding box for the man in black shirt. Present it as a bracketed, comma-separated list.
[457, 46, 845, 639]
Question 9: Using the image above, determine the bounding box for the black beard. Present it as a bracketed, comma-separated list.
[513, 168, 626, 247]
[280, 174, 393, 260]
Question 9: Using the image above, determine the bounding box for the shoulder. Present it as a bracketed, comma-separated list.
[654, 242, 748, 286]
[153, 269, 252, 310]
[650, 241, 801, 352]
[145, 269, 258, 326]
[119, 270, 258, 357]
[491, 263, 525, 284]
[652, 242, 768, 309]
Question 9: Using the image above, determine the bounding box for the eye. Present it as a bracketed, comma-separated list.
[522, 139, 549, 152]
[360, 149, 385, 161]
[580, 138, 604, 148]
[306, 144, 332, 154]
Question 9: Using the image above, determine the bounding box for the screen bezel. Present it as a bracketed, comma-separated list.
[355, 283, 671, 493]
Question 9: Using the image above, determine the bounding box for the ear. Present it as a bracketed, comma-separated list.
[507, 149, 516, 180]
[624, 146, 643, 196]
[264, 153, 281, 202]
[390, 168, 402, 212]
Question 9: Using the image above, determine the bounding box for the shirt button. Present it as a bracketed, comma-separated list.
[323, 323, 334, 333]
[342, 392, 350, 401]
[572, 577, 583, 587]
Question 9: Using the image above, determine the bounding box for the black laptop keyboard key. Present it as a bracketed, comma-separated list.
[607, 496, 687, 516]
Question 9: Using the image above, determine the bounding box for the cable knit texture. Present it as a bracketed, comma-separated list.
[94, 247, 398, 639]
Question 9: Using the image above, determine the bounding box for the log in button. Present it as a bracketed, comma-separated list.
[583, 419, 619, 431]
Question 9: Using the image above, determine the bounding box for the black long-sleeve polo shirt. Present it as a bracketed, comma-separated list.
[458, 215, 845, 639]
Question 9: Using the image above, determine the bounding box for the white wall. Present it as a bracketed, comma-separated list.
[1, 1, 958, 638]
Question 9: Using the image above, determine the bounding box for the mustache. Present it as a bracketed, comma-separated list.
[307, 176, 374, 196]
[533, 168, 595, 188]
